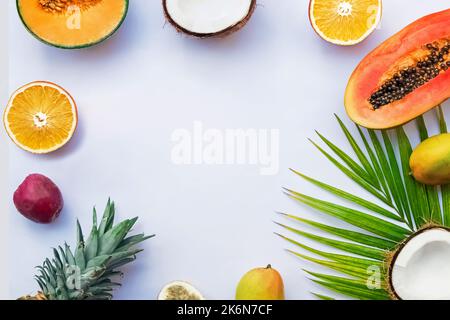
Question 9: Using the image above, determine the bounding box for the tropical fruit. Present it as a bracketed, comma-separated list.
[309, 0, 382, 45]
[277, 114, 450, 300]
[3, 81, 78, 154]
[158, 281, 205, 300]
[14, 174, 64, 224]
[389, 227, 450, 300]
[235, 265, 285, 300]
[163, 0, 256, 38]
[17, 0, 128, 48]
[345, 9, 450, 129]
[410, 133, 450, 185]
[19, 199, 154, 300]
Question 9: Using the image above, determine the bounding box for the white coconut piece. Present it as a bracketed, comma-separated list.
[390, 228, 450, 300]
[158, 281, 205, 300]
[163, 0, 255, 37]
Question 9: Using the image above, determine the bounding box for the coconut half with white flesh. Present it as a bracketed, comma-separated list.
[158, 281, 205, 300]
[389, 227, 450, 300]
[163, 0, 256, 37]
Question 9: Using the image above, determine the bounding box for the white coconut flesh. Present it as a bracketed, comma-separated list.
[158, 281, 205, 300]
[165, 0, 254, 35]
[390, 228, 450, 300]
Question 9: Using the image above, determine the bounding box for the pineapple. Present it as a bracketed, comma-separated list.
[20, 199, 153, 300]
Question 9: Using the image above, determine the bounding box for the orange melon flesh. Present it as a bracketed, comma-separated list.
[345, 9, 450, 129]
[17, 0, 128, 48]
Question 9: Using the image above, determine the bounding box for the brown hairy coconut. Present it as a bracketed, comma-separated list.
[163, 0, 256, 38]
[386, 225, 450, 300]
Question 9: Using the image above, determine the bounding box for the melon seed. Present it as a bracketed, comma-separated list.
[39, 0, 101, 13]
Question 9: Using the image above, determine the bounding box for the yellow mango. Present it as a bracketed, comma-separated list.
[410, 133, 450, 185]
[235, 265, 285, 300]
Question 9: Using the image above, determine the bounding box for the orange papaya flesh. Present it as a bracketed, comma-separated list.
[345, 9, 450, 129]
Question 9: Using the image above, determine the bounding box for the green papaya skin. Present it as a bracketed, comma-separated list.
[410, 133, 450, 185]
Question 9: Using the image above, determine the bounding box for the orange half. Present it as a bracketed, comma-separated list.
[309, 0, 382, 45]
[3, 81, 78, 154]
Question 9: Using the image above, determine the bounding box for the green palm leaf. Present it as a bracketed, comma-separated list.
[335, 115, 379, 187]
[315, 131, 376, 186]
[288, 251, 371, 279]
[356, 125, 392, 203]
[396, 126, 426, 228]
[305, 271, 390, 300]
[276, 232, 384, 269]
[278, 213, 396, 250]
[309, 139, 390, 205]
[286, 191, 410, 241]
[437, 106, 450, 226]
[311, 292, 335, 300]
[311, 279, 388, 300]
[287, 171, 401, 221]
[276, 222, 386, 260]
[368, 130, 409, 222]
[416, 115, 443, 224]
[381, 130, 413, 226]
[278, 109, 449, 300]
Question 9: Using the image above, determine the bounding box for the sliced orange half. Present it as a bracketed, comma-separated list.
[309, 0, 382, 45]
[3, 81, 78, 154]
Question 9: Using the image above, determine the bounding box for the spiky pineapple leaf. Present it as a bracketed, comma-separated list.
[98, 199, 114, 236]
[99, 217, 138, 255]
[33, 200, 153, 300]
[85, 208, 99, 261]
[116, 234, 154, 252]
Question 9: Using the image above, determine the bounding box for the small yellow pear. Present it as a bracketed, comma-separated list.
[235, 265, 285, 300]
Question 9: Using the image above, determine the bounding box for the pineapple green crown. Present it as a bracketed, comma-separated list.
[30, 199, 153, 300]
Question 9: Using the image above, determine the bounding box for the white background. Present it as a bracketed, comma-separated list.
[2, 0, 450, 300]
[0, 0, 9, 300]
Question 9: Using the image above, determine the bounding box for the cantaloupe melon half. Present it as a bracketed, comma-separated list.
[17, 0, 128, 49]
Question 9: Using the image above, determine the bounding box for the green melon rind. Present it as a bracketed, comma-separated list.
[16, 0, 129, 49]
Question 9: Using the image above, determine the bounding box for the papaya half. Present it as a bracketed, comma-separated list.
[17, 0, 128, 49]
[345, 9, 450, 129]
